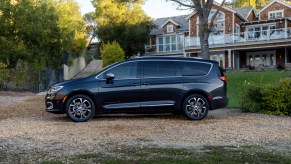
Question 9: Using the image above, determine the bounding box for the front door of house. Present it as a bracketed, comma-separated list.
[246, 51, 276, 67]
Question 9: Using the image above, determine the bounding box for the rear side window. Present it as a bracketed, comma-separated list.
[143, 61, 177, 78]
[182, 62, 211, 76]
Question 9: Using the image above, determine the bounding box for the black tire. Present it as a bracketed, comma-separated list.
[65, 94, 95, 122]
[182, 94, 209, 120]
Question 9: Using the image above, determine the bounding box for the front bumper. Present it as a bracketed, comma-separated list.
[45, 92, 68, 114]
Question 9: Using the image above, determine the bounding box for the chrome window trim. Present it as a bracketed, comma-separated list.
[141, 104, 174, 107]
[95, 59, 214, 79]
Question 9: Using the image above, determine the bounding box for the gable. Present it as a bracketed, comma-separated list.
[258, 1, 291, 20]
[186, 3, 247, 22]
[257, 0, 291, 15]
[161, 19, 180, 28]
[150, 15, 189, 35]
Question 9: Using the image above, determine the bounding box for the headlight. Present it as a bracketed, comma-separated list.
[48, 86, 63, 93]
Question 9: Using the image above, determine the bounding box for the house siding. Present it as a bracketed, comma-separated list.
[260, 2, 291, 20]
[247, 11, 256, 21]
[235, 15, 245, 32]
[189, 5, 237, 36]
[162, 22, 178, 34]
[189, 14, 198, 37]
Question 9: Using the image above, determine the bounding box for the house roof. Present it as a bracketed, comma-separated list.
[185, 2, 248, 22]
[234, 6, 254, 20]
[257, 0, 291, 15]
[150, 15, 189, 35]
[161, 19, 181, 28]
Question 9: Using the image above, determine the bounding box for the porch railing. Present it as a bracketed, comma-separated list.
[186, 27, 291, 47]
[145, 27, 291, 54]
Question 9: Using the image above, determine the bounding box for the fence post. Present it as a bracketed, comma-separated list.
[38, 70, 41, 93]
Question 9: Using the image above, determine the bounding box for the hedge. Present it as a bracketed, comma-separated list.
[241, 78, 291, 116]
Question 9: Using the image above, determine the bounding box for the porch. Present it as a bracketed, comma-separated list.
[185, 27, 291, 47]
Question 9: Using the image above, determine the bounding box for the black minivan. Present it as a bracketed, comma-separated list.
[45, 56, 228, 122]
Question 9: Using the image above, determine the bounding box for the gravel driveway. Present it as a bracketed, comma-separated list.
[0, 92, 291, 161]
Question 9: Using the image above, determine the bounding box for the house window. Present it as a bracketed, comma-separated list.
[247, 51, 276, 67]
[157, 35, 184, 52]
[208, 11, 224, 21]
[268, 10, 284, 19]
[167, 25, 174, 33]
[210, 53, 225, 68]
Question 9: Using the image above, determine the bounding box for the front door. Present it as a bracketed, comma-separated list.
[97, 61, 141, 112]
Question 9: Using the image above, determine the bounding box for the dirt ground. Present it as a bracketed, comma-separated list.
[0, 92, 291, 162]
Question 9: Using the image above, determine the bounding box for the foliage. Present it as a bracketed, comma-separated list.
[47, 0, 87, 56]
[0, 63, 9, 85]
[276, 63, 286, 70]
[226, 70, 291, 108]
[100, 41, 125, 67]
[93, 0, 153, 57]
[233, 0, 256, 8]
[0, 0, 87, 69]
[84, 12, 98, 46]
[232, 0, 272, 10]
[168, 0, 226, 59]
[241, 78, 291, 116]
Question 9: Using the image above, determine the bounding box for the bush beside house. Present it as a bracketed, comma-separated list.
[241, 78, 291, 116]
[100, 41, 125, 68]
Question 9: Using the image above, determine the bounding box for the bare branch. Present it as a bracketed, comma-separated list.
[209, 0, 226, 31]
[168, 0, 195, 8]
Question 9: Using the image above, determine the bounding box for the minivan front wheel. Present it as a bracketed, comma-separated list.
[183, 94, 209, 120]
[65, 94, 95, 122]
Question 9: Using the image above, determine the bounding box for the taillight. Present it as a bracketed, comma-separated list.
[220, 75, 227, 82]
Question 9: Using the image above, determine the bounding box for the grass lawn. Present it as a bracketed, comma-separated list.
[8, 146, 289, 163]
[225, 70, 291, 108]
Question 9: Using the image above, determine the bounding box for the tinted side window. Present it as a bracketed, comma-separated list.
[106, 62, 138, 79]
[182, 62, 211, 76]
[143, 61, 177, 78]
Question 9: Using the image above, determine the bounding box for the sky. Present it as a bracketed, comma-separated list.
[75, 0, 192, 19]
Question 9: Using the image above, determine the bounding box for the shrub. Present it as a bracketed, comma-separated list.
[276, 63, 285, 70]
[240, 83, 263, 113]
[241, 78, 291, 116]
[100, 41, 125, 68]
[0, 62, 9, 85]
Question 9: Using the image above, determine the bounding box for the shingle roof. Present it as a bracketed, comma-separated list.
[234, 6, 254, 20]
[150, 15, 189, 35]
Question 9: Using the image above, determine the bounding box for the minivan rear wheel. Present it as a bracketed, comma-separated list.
[65, 94, 95, 122]
[183, 94, 209, 120]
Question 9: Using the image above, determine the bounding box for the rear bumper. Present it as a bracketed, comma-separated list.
[211, 96, 228, 110]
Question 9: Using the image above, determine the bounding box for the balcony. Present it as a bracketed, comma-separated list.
[186, 27, 291, 48]
[145, 43, 184, 55]
[145, 27, 291, 54]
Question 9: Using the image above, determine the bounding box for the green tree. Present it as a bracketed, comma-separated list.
[0, 0, 62, 68]
[84, 12, 98, 46]
[47, 0, 88, 56]
[93, 0, 153, 57]
[100, 41, 125, 67]
[233, 0, 256, 8]
[0, 0, 87, 69]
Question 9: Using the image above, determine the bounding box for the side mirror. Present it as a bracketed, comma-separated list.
[106, 73, 115, 80]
